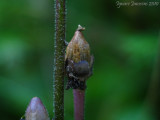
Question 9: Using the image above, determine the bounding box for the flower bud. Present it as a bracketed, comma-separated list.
[65, 25, 93, 90]
[66, 25, 91, 63]
[25, 97, 50, 120]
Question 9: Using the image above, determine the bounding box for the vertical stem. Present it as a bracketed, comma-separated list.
[54, 0, 66, 120]
[73, 89, 85, 120]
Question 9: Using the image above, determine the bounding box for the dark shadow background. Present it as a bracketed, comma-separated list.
[0, 0, 159, 119]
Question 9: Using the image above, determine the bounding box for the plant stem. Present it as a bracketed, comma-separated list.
[54, 0, 66, 120]
[73, 89, 85, 120]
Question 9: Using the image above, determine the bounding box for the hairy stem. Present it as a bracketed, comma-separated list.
[73, 89, 85, 120]
[54, 0, 66, 120]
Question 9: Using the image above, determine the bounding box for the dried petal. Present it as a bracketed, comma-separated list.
[66, 25, 91, 63]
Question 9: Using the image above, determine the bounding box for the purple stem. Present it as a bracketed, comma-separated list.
[73, 89, 85, 120]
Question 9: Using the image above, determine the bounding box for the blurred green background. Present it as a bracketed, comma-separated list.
[0, 0, 159, 120]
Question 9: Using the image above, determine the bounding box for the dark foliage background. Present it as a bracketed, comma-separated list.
[0, 0, 159, 120]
